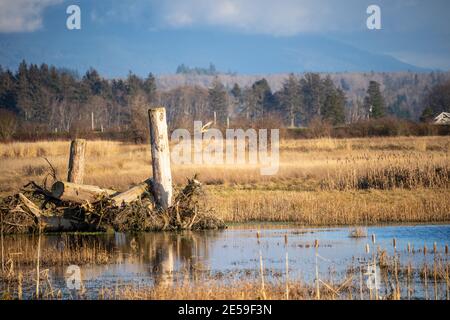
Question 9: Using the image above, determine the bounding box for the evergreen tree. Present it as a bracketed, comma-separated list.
[251, 78, 274, 118]
[208, 63, 217, 75]
[0, 68, 17, 113]
[280, 74, 302, 127]
[301, 73, 323, 123]
[143, 72, 157, 104]
[126, 71, 143, 97]
[231, 83, 241, 100]
[208, 78, 228, 125]
[320, 77, 346, 125]
[82, 68, 103, 96]
[322, 88, 346, 125]
[420, 106, 435, 123]
[364, 81, 386, 118]
[16, 60, 33, 120]
[176, 64, 188, 74]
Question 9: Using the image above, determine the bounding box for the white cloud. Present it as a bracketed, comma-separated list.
[0, 0, 62, 33]
[156, 0, 450, 36]
[81, 0, 450, 37]
[166, 12, 194, 27]
[159, 0, 364, 36]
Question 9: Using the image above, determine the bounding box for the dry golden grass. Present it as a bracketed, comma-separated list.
[108, 281, 314, 300]
[207, 188, 450, 224]
[1, 235, 112, 267]
[0, 136, 449, 224]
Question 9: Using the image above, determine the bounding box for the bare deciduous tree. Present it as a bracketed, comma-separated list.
[0, 109, 17, 141]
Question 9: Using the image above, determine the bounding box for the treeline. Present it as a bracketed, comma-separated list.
[286, 117, 450, 139]
[420, 80, 450, 122]
[175, 63, 236, 76]
[158, 71, 450, 121]
[0, 61, 448, 141]
[176, 63, 218, 76]
[0, 61, 158, 141]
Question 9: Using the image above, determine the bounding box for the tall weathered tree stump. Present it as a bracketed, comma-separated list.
[148, 107, 173, 210]
[67, 139, 86, 184]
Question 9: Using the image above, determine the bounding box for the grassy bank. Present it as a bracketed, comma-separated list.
[207, 187, 450, 225]
[0, 136, 448, 225]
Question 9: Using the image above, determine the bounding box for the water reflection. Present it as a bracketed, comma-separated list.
[1, 224, 449, 299]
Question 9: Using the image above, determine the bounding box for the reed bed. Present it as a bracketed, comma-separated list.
[0, 235, 113, 268]
[0, 136, 449, 224]
[1, 136, 448, 191]
[208, 188, 450, 224]
[2, 253, 448, 300]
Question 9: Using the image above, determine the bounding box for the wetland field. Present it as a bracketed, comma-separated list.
[0, 136, 449, 300]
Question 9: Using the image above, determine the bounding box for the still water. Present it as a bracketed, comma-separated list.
[3, 224, 450, 299]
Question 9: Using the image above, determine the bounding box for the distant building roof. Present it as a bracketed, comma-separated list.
[434, 112, 450, 125]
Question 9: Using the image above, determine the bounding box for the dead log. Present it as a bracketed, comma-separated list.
[111, 179, 153, 206]
[18, 193, 42, 220]
[148, 107, 173, 209]
[41, 216, 89, 232]
[17, 193, 85, 232]
[51, 181, 117, 204]
[67, 139, 86, 184]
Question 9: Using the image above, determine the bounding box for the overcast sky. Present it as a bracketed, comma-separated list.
[0, 0, 449, 73]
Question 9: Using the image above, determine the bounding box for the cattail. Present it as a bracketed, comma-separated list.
[365, 244, 370, 254]
[445, 244, 448, 255]
[393, 238, 396, 250]
[256, 231, 260, 244]
[407, 242, 411, 253]
[371, 234, 376, 244]
[424, 245, 427, 255]
[314, 239, 319, 248]
[18, 272, 23, 300]
[433, 242, 437, 254]
[284, 234, 288, 246]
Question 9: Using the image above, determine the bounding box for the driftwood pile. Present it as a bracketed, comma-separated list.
[0, 108, 226, 234]
[0, 176, 225, 234]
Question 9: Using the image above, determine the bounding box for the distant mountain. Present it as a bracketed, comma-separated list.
[1, 29, 443, 121]
[0, 30, 429, 77]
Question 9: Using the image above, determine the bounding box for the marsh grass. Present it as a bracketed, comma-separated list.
[2, 254, 448, 300]
[0, 136, 449, 224]
[349, 227, 368, 238]
[1, 137, 448, 191]
[1, 234, 449, 300]
[0, 235, 113, 268]
[207, 188, 450, 225]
